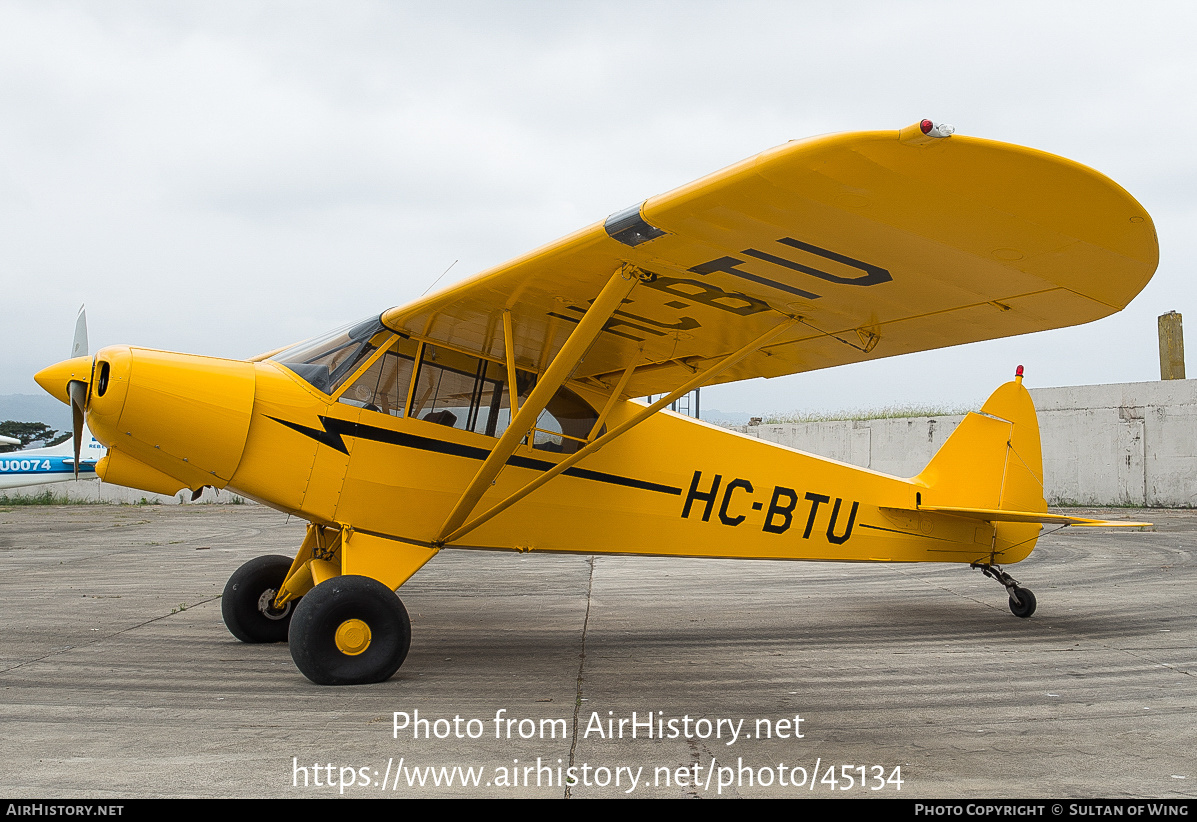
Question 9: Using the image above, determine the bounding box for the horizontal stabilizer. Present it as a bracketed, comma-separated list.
[896, 505, 1151, 528]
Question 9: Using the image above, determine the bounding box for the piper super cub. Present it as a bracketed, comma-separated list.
[36, 121, 1159, 685]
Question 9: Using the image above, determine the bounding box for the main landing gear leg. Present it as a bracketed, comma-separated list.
[222, 524, 433, 685]
[971, 562, 1037, 619]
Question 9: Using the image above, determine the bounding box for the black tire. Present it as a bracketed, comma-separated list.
[288, 575, 411, 686]
[1008, 587, 1037, 618]
[222, 555, 297, 643]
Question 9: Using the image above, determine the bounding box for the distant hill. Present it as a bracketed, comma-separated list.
[0, 394, 72, 430]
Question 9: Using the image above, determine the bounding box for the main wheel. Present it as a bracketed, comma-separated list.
[1008, 587, 1037, 618]
[288, 575, 411, 686]
[222, 555, 296, 642]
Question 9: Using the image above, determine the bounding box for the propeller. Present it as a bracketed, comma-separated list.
[66, 306, 89, 478]
[71, 305, 88, 359]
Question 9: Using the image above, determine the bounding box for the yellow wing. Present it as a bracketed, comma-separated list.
[382, 123, 1158, 399]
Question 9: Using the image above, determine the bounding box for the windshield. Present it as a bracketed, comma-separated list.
[270, 316, 391, 395]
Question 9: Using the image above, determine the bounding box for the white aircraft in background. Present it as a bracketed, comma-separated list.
[0, 428, 105, 490]
[1, 307, 106, 491]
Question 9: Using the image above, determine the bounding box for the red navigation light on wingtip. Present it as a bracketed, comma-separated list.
[919, 119, 955, 138]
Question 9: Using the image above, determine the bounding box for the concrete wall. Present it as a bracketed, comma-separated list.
[740, 379, 1197, 508]
[0, 480, 246, 505]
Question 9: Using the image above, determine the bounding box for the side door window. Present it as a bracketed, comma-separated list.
[530, 387, 600, 454]
[410, 345, 509, 434]
[406, 343, 601, 454]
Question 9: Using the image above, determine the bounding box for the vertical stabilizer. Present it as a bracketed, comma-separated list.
[914, 371, 1046, 562]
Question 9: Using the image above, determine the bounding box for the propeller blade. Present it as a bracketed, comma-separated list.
[66, 306, 90, 478]
[72, 305, 88, 359]
[68, 379, 87, 478]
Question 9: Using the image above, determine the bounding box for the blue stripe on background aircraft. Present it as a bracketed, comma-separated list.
[0, 428, 105, 491]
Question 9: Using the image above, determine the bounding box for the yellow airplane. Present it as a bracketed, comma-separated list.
[35, 121, 1158, 685]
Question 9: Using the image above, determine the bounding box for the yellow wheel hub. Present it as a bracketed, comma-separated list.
[334, 618, 372, 656]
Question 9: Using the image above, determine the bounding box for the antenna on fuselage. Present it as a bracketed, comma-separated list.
[421, 260, 459, 297]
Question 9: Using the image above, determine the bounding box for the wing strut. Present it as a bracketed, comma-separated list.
[589, 358, 639, 440]
[435, 266, 646, 543]
[437, 316, 799, 547]
[502, 309, 520, 418]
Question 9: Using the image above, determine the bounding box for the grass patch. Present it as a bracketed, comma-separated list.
[0, 488, 99, 506]
[762, 403, 975, 425]
[0, 488, 253, 507]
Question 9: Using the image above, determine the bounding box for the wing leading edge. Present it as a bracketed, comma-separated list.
[382, 123, 1158, 400]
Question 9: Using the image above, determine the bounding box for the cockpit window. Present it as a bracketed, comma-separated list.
[337, 336, 419, 416]
[276, 328, 603, 453]
[271, 316, 390, 395]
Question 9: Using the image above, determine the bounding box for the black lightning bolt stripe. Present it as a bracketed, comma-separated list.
[267, 415, 683, 496]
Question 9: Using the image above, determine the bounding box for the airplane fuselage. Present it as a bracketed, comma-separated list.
[56, 337, 1041, 569]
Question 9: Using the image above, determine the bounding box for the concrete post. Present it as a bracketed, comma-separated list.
[1159, 311, 1186, 380]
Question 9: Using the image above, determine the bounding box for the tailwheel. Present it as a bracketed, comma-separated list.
[972, 562, 1038, 619]
[1008, 587, 1037, 619]
[288, 575, 411, 686]
[222, 555, 296, 643]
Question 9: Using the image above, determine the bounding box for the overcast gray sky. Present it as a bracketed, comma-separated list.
[2, 1, 1194, 415]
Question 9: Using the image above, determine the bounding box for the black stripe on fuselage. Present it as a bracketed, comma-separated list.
[858, 522, 962, 543]
[267, 415, 682, 496]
